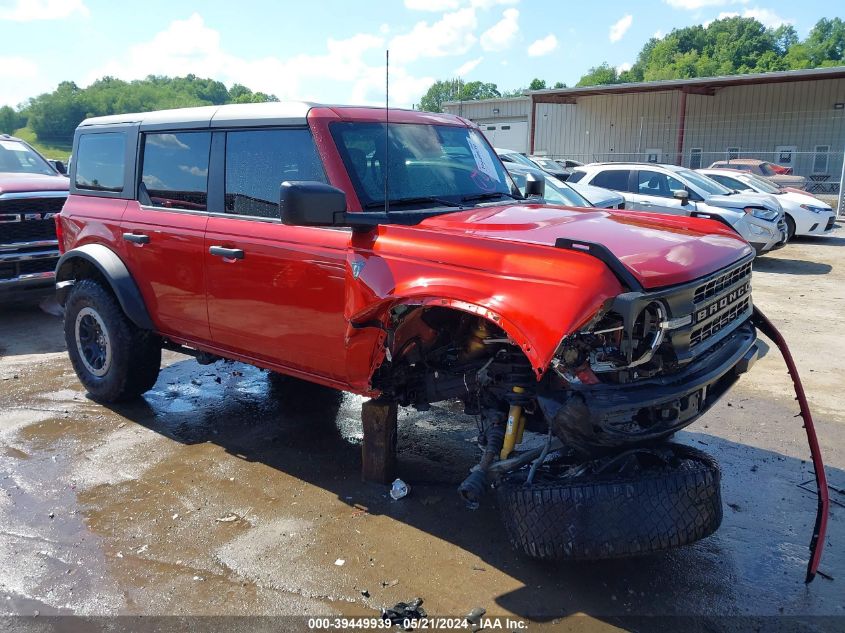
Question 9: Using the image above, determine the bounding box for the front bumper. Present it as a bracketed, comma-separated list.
[0, 246, 59, 301]
[539, 322, 764, 455]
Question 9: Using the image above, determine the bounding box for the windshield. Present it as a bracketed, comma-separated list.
[502, 152, 537, 169]
[677, 169, 732, 196]
[742, 173, 781, 193]
[332, 122, 511, 209]
[531, 157, 560, 171]
[759, 162, 780, 176]
[0, 139, 55, 176]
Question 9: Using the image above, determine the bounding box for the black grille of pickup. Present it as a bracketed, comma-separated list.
[693, 261, 752, 305]
[0, 256, 57, 281]
[0, 197, 65, 244]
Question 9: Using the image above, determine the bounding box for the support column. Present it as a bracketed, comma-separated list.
[361, 398, 397, 484]
[676, 89, 688, 166]
[529, 93, 537, 155]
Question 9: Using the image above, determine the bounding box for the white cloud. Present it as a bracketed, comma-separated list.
[663, 0, 747, 8]
[653, 29, 665, 39]
[454, 57, 483, 76]
[0, 0, 88, 21]
[480, 7, 519, 51]
[87, 13, 433, 109]
[403, 0, 460, 10]
[609, 14, 633, 43]
[616, 62, 632, 74]
[390, 8, 478, 63]
[0, 56, 40, 106]
[717, 7, 793, 27]
[469, 0, 519, 7]
[527, 34, 558, 57]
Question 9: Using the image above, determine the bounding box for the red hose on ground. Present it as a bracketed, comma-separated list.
[751, 307, 829, 583]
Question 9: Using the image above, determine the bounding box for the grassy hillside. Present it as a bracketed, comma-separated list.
[12, 127, 72, 162]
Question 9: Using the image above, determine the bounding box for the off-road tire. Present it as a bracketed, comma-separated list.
[64, 279, 161, 403]
[496, 444, 722, 560]
[785, 214, 796, 240]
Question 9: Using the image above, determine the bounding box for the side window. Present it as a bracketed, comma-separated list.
[224, 129, 327, 218]
[75, 133, 126, 192]
[591, 169, 631, 192]
[566, 171, 585, 183]
[141, 132, 211, 211]
[638, 171, 686, 198]
[711, 174, 744, 190]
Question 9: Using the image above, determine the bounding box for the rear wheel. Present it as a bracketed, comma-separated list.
[496, 444, 722, 560]
[64, 279, 161, 402]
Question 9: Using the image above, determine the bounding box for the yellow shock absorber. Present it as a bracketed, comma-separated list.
[500, 386, 525, 460]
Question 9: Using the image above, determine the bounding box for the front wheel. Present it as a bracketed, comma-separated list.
[64, 279, 161, 403]
[496, 444, 722, 560]
[785, 214, 796, 240]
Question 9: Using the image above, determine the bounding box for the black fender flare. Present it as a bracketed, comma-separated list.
[55, 244, 154, 330]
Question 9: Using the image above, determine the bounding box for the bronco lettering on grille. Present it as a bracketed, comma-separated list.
[694, 282, 750, 323]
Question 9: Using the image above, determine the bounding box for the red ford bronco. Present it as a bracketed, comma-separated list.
[54, 103, 827, 576]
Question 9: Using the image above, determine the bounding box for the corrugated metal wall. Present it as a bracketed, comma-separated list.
[443, 98, 530, 121]
[531, 78, 845, 178]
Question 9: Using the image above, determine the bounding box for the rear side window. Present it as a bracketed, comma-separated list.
[566, 170, 585, 183]
[141, 132, 211, 211]
[224, 129, 326, 218]
[75, 133, 126, 192]
[591, 169, 631, 191]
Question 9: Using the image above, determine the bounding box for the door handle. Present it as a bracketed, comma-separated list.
[122, 232, 150, 245]
[209, 245, 245, 260]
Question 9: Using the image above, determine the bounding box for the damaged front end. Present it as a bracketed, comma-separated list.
[543, 253, 764, 456]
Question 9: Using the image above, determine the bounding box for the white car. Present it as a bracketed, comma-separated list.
[698, 168, 836, 239]
[568, 163, 788, 255]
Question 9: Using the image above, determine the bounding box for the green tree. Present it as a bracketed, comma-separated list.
[528, 78, 547, 90]
[0, 105, 24, 134]
[802, 18, 845, 66]
[552, 81, 566, 89]
[418, 79, 499, 112]
[577, 63, 619, 86]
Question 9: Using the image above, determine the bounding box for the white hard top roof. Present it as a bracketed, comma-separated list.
[79, 101, 318, 129]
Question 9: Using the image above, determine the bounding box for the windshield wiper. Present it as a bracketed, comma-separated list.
[363, 196, 463, 210]
[460, 191, 518, 203]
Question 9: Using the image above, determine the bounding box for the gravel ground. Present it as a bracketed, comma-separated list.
[0, 229, 843, 631]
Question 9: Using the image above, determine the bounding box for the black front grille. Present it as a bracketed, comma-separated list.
[0, 256, 57, 281]
[0, 197, 65, 245]
[826, 216, 836, 231]
[693, 261, 752, 305]
[690, 297, 750, 347]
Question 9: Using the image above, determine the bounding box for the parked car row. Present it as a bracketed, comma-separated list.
[494, 146, 836, 256]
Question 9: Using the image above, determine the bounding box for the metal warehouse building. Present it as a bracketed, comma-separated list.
[444, 66, 845, 194]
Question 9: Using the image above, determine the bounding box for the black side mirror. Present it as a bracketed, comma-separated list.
[280, 181, 347, 226]
[673, 189, 689, 203]
[525, 172, 545, 198]
[49, 159, 67, 175]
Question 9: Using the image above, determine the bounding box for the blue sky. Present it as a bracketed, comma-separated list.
[0, 0, 841, 109]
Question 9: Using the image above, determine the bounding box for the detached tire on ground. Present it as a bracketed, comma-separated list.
[496, 444, 722, 560]
[64, 279, 162, 403]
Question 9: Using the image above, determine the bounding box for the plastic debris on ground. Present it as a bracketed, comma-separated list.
[389, 478, 410, 500]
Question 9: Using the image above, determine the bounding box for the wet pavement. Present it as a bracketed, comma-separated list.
[0, 232, 843, 631]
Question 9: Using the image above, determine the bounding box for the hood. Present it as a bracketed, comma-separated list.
[771, 175, 806, 187]
[420, 204, 753, 290]
[0, 173, 69, 195]
[568, 182, 625, 208]
[705, 192, 781, 213]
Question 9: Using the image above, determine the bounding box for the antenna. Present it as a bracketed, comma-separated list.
[384, 49, 390, 215]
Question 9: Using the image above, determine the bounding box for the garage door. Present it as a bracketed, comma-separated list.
[479, 121, 528, 153]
